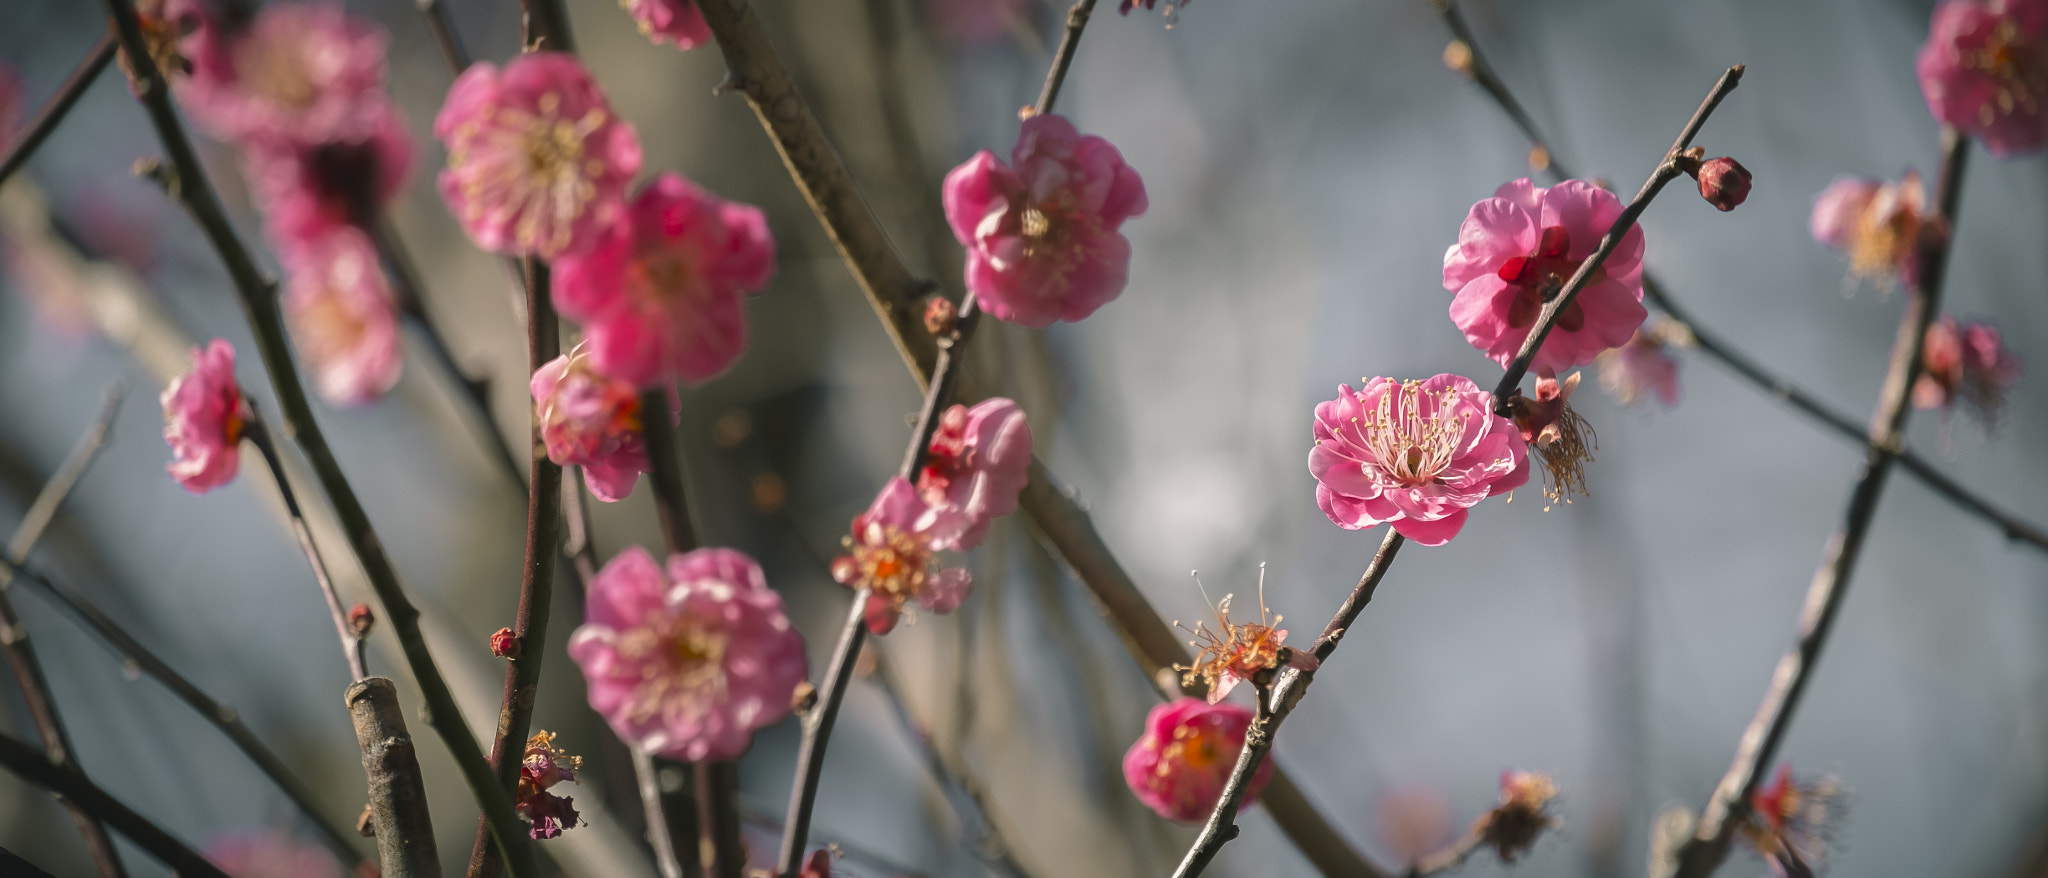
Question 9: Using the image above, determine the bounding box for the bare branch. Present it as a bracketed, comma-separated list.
[0, 732, 227, 878]
[349, 677, 442, 878]
[0, 32, 115, 188]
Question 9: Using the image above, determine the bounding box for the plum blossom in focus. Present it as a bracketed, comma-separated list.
[516, 731, 583, 839]
[531, 345, 673, 501]
[1121, 697, 1272, 823]
[281, 229, 402, 406]
[173, 2, 391, 144]
[1914, 314, 2023, 426]
[1918, 0, 2048, 157]
[568, 547, 806, 762]
[1310, 374, 1529, 546]
[204, 830, 341, 878]
[1175, 568, 1317, 704]
[1442, 178, 1648, 372]
[623, 0, 713, 50]
[830, 478, 972, 635]
[943, 114, 1147, 327]
[1737, 766, 1842, 878]
[915, 398, 1031, 551]
[553, 172, 775, 387]
[435, 53, 642, 258]
[1596, 316, 1688, 407]
[1810, 172, 1927, 289]
[163, 339, 246, 493]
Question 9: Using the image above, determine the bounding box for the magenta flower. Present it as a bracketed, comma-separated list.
[1595, 322, 1683, 407]
[1122, 698, 1272, 824]
[942, 114, 1148, 327]
[204, 830, 341, 878]
[568, 546, 807, 762]
[1918, 0, 2048, 157]
[434, 53, 642, 258]
[162, 338, 246, 494]
[915, 398, 1032, 551]
[623, 0, 713, 50]
[1442, 179, 1648, 372]
[516, 731, 583, 839]
[1810, 172, 1927, 288]
[830, 478, 972, 635]
[173, 2, 391, 144]
[531, 345, 671, 502]
[553, 172, 775, 388]
[1914, 314, 2022, 425]
[244, 101, 413, 242]
[280, 229, 403, 406]
[1309, 374, 1529, 546]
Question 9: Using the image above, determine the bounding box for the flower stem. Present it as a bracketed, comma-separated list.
[245, 413, 369, 682]
[0, 31, 114, 189]
[1034, 0, 1098, 117]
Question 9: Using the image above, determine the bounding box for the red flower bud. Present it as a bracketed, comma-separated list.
[1696, 157, 1751, 211]
[490, 627, 521, 659]
[347, 603, 375, 637]
[923, 295, 958, 336]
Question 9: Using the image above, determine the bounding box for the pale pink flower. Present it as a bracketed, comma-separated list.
[1595, 319, 1684, 407]
[244, 101, 413, 242]
[1310, 374, 1529, 546]
[1442, 179, 1648, 372]
[623, 0, 713, 50]
[517, 730, 583, 839]
[1915, 314, 2022, 425]
[942, 114, 1148, 327]
[925, 0, 1032, 45]
[281, 229, 403, 406]
[553, 172, 774, 388]
[162, 338, 246, 493]
[173, 2, 391, 144]
[1810, 172, 1926, 288]
[830, 478, 972, 635]
[1121, 697, 1272, 824]
[1918, 0, 2048, 158]
[568, 546, 808, 762]
[531, 345, 672, 501]
[915, 398, 1031, 551]
[204, 830, 341, 878]
[434, 53, 642, 258]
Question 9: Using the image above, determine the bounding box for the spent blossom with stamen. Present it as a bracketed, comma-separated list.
[830, 478, 972, 635]
[203, 829, 341, 878]
[531, 344, 674, 502]
[943, 114, 1148, 327]
[280, 228, 403, 406]
[1442, 178, 1648, 372]
[434, 53, 642, 258]
[1914, 314, 2022, 427]
[515, 730, 583, 839]
[1810, 171, 1928, 290]
[1595, 316, 1688, 408]
[1918, 0, 2048, 157]
[1475, 770, 1561, 864]
[915, 398, 1032, 551]
[173, 1, 392, 145]
[163, 338, 246, 493]
[1173, 566, 1317, 704]
[1121, 697, 1272, 824]
[1505, 369, 1597, 509]
[568, 546, 808, 762]
[1737, 766, 1842, 878]
[1310, 374, 1529, 546]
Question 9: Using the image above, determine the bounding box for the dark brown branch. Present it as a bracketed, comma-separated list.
[0, 32, 115, 189]
[0, 732, 227, 878]
[99, 0, 535, 871]
[520, 0, 575, 54]
[1672, 127, 1971, 878]
[349, 677, 442, 878]
[1034, 0, 1097, 117]
[417, 0, 474, 72]
[1430, 0, 1569, 179]
[245, 414, 368, 681]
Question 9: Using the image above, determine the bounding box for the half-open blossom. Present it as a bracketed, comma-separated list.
[1810, 172, 1926, 289]
[1918, 0, 2048, 157]
[516, 731, 583, 839]
[916, 398, 1031, 551]
[163, 338, 246, 493]
[205, 830, 341, 878]
[1443, 178, 1648, 372]
[1595, 317, 1687, 407]
[1174, 568, 1317, 703]
[1121, 697, 1272, 823]
[830, 478, 971, 635]
[174, 2, 391, 144]
[1737, 766, 1841, 878]
[942, 114, 1147, 327]
[568, 546, 807, 761]
[1310, 374, 1529, 546]
[531, 345, 669, 501]
[1476, 770, 1560, 864]
[1505, 369, 1596, 509]
[623, 0, 712, 50]
[1915, 314, 2022, 425]
[244, 102, 413, 242]
[553, 172, 774, 387]
[435, 53, 642, 258]
[281, 229, 402, 406]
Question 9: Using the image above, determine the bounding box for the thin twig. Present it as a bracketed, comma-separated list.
[99, 1, 535, 871]
[867, 652, 1031, 878]
[1034, 0, 1097, 117]
[7, 386, 123, 564]
[1430, 0, 1570, 179]
[1671, 127, 1971, 878]
[245, 413, 368, 681]
[520, 0, 575, 53]
[1401, 829, 1486, 878]
[0, 732, 228, 878]
[348, 677, 442, 878]
[418, 0, 474, 72]
[0, 32, 116, 188]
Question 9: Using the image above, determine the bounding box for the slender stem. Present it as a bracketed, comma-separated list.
[1429, 0, 1571, 179]
[1672, 128, 1971, 878]
[348, 677, 442, 878]
[419, 0, 475, 71]
[520, 0, 575, 53]
[632, 748, 696, 878]
[99, 1, 535, 871]
[774, 594, 869, 877]
[898, 296, 981, 479]
[7, 386, 123, 564]
[696, 763, 744, 878]
[867, 653, 1030, 878]
[1402, 829, 1487, 878]
[1034, 0, 1097, 116]
[244, 414, 369, 681]
[0, 732, 227, 878]
[0, 32, 115, 189]
[641, 390, 699, 556]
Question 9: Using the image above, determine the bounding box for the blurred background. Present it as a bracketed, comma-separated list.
[2, 0, 2046, 875]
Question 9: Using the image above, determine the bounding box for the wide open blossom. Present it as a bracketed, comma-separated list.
[1122, 697, 1272, 824]
[1595, 317, 1687, 407]
[915, 398, 1031, 551]
[516, 731, 583, 839]
[435, 53, 642, 258]
[1737, 766, 1842, 878]
[1442, 179, 1648, 373]
[553, 171, 775, 387]
[1915, 314, 2022, 425]
[831, 478, 971, 635]
[174, 2, 392, 144]
[1918, 0, 2048, 157]
[1310, 374, 1529, 546]
[568, 546, 807, 762]
[204, 830, 341, 878]
[243, 102, 413, 242]
[531, 345, 675, 501]
[943, 114, 1147, 327]
[281, 228, 403, 406]
[623, 0, 713, 50]
[1810, 172, 1926, 289]
[163, 338, 246, 493]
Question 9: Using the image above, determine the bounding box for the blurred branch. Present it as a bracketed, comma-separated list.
[1034, 0, 1098, 117]
[0, 732, 227, 878]
[1673, 128, 1971, 878]
[0, 31, 115, 188]
[418, 0, 474, 72]
[348, 677, 442, 878]
[245, 414, 369, 681]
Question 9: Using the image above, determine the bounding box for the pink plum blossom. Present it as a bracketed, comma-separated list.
[1596, 320, 1684, 407]
[1121, 697, 1272, 824]
[942, 114, 1147, 327]
[162, 338, 246, 493]
[173, 2, 392, 144]
[568, 546, 807, 762]
[204, 830, 341, 878]
[915, 398, 1031, 551]
[830, 478, 972, 635]
[434, 53, 642, 258]
[1915, 314, 2022, 425]
[1442, 178, 1648, 372]
[531, 345, 673, 501]
[1810, 172, 1926, 288]
[623, 0, 713, 50]
[1918, 0, 2048, 157]
[243, 102, 413, 241]
[1309, 374, 1529, 546]
[280, 229, 403, 406]
[553, 172, 775, 387]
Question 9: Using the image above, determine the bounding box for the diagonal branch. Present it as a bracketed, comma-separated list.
[245, 412, 369, 681]
[0, 732, 227, 878]
[0, 31, 116, 188]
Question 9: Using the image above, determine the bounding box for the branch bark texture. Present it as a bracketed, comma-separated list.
[349, 677, 443, 878]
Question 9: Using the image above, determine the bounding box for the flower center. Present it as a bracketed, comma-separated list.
[1356, 381, 1468, 487]
[1497, 225, 1597, 332]
[1967, 19, 2044, 122]
[1162, 724, 1223, 772]
[296, 288, 373, 362]
[1848, 195, 1918, 280]
[235, 34, 319, 110]
[617, 610, 731, 724]
[853, 525, 932, 602]
[452, 91, 612, 254]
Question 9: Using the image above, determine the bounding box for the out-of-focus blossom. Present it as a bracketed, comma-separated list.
[531, 345, 671, 501]
[915, 398, 1031, 551]
[622, 0, 712, 50]
[205, 830, 341, 878]
[1475, 770, 1560, 864]
[925, 0, 1031, 45]
[1375, 784, 1453, 866]
[796, 849, 836, 878]
[1694, 156, 1753, 211]
[568, 546, 807, 762]
[1505, 369, 1596, 509]
[943, 114, 1147, 327]
[174, 2, 391, 144]
[280, 228, 402, 406]
[1309, 374, 1529, 546]
[1914, 314, 2022, 425]
[553, 172, 774, 387]
[434, 53, 641, 258]
[829, 478, 971, 635]
[0, 63, 20, 139]
[1918, 0, 2048, 157]
[1810, 172, 1927, 289]
[0, 205, 97, 337]
[1595, 317, 1688, 407]
[1175, 569, 1317, 704]
[516, 731, 583, 839]
[1121, 697, 1272, 823]
[244, 103, 413, 241]
[163, 338, 246, 493]
[1442, 178, 1648, 372]
[1737, 766, 1842, 878]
